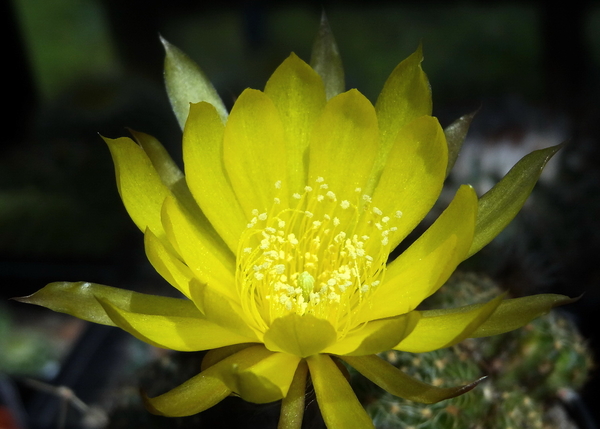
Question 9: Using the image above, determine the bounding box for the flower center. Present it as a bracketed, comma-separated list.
[236, 177, 401, 333]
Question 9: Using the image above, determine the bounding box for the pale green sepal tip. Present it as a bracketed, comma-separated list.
[444, 109, 478, 177]
[161, 36, 228, 128]
[467, 143, 563, 258]
[310, 12, 344, 100]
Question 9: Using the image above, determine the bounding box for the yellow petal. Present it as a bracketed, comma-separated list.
[223, 89, 289, 214]
[323, 312, 420, 356]
[373, 44, 432, 173]
[183, 102, 248, 251]
[161, 195, 236, 298]
[189, 279, 259, 341]
[263, 314, 337, 357]
[368, 116, 447, 247]
[97, 296, 254, 351]
[130, 130, 183, 188]
[308, 89, 379, 201]
[394, 294, 505, 353]
[306, 354, 375, 429]
[143, 344, 271, 417]
[341, 354, 484, 404]
[219, 352, 301, 403]
[104, 136, 169, 238]
[144, 228, 194, 298]
[264, 53, 326, 194]
[364, 185, 477, 320]
[470, 293, 578, 337]
[13, 281, 187, 327]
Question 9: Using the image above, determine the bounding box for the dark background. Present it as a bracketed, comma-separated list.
[1, 0, 600, 428]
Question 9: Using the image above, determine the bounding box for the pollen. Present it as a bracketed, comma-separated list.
[236, 177, 401, 333]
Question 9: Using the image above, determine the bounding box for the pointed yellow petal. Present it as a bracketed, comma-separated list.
[307, 354, 375, 429]
[144, 228, 194, 298]
[219, 352, 301, 403]
[372, 45, 432, 178]
[143, 344, 271, 417]
[470, 293, 577, 337]
[368, 116, 447, 247]
[310, 12, 344, 100]
[201, 344, 255, 371]
[308, 89, 379, 200]
[323, 312, 420, 356]
[263, 314, 337, 357]
[13, 281, 187, 327]
[104, 136, 169, 238]
[394, 294, 505, 353]
[161, 36, 228, 129]
[264, 53, 326, 194]
[130, 130, 183, 188]
[364, 185, 477, 320]
[189, 279, 259, 341]
[161, 195, 236, 298]
[97, 296, 254, 351]
[224, 89, 289, 215]
[341, 354, 484, 404]
[183, 102, 248, 251]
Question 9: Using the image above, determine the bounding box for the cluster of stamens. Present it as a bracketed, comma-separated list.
[236, 177, 401, 333]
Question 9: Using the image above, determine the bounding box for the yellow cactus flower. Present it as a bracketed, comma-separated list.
[16, 18, 573, 429]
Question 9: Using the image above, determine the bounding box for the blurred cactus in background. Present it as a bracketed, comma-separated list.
[351, 272, 592, 429]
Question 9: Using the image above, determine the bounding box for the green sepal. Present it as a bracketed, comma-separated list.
[469, 293, 578, 338]
[310, 12, 344, 100]
[444, 110, 478, 177]
[341, 354, 486, 404]
[12, 281, 198, 326]
[467, 144, 562, 258]
[161, 36, 228, 128]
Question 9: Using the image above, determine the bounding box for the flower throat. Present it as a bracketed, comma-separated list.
[236, 177, 402, 333]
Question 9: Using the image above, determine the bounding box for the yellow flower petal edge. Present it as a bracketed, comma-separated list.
[143, 344, 272, 417]
[15, 24, 575, 429]
[307, 354, 375, 429]
[340, 354, 486, 404]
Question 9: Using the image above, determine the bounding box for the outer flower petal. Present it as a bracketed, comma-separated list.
[310, 12, 344, 100]
[263, 314, 337, 358]
[364, 185, 477, 321]
[393, 294, 505, 353]
[467, 144, 562, 258]
[144, 228, 194, 298]
[161, 195, 236, 299]
[13, 281, 191, 327]
[97, 296, 254, 351]
[143, 344, 272, 417]
[162, 36, 228, 128]
[323, 311, 420, 356]
[443, 110, 477, 177]
[469, 293, 578, 337]
[183, 102, 248, 251]
[341, 354, 484, 404]
[368, 116, 448, 247]
[308, 89, 379, 201]
[218, 352, 301, 403]
[372, 45, 432, 182]
[307, 354, 375, 429]
[189, 279, 260, 341]
[264, 53, 327, 194]
[104, 136, 169, 239]
[223, 89, 289, 214]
